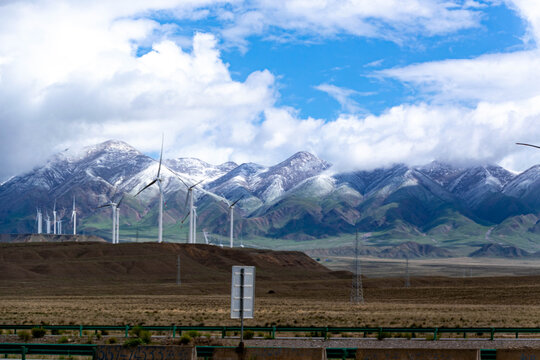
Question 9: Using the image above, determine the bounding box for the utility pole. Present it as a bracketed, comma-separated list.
[350, 230, 364, 304]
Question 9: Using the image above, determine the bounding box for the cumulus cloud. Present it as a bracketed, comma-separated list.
[0, 0, 539, 183]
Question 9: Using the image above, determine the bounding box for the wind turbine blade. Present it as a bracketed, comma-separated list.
[189, 179, 204, 190]
[97, 203, 112, 209]
[135, 179, 157, 196]
[180, 211, 189, 224]
[157, 133, 164, 178]
[184, 190, 190, 208]
[231, 197, 243, 207]
[117, 195, 125, 207]
[516, 142, 540, 149]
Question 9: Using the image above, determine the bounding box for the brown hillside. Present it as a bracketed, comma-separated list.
[0, 242, 346, 296]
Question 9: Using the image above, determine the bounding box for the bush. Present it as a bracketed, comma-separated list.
[187, 330, 200, 338]
[106, 337, 117, 344]
[58, 336, 69, 344]
[377, 332, 391, 340]
[178, 334, 192, 345]
[123, 338, 143, 348]
[139, 330, 152, 344]
[130, 326, 144, 338]
[51, 329, 62, 335]
[31, 327, 47, 338]
[243, 330, 254, 340]
[101, 330, 109, 336]
[18, 331, 31, 342]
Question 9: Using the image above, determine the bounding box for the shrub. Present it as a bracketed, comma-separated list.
[18, 331, 31, 342]
[130, 326, 144, 338]
[178, 334, 192, 345]
[123, 338, 143, 348]
[101, 330, 109, 336]
[106, 337, 117, 344]
[377, 332, 391, 340]
[31, 327, 46, 338]
[243, 330, 254, 340]
[139, 330, 151, 344]
[51, 329, 62, 335]
[58, 336, 69, 344]
[187, 330, 200, 338]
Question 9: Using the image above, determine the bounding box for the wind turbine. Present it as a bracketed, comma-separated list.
[36, 208, 43, 234]
[53, 200, 57, 235]
[45, 212, 51, 234]
[98, 195, 123, 244]
[177, 178, 204, 244]
[71, 197, 77, 235]
[135, 135, 164, 243]
[115, 195, 124, 244]
[222, 197, 242, 248]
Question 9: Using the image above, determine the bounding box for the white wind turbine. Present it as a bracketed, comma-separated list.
[36, 208, 43, 234]
[135, 135, 164, 243]
[178, 178, 204, 244]
[222, 197, 242, 248]
[53, 200, 57, 235]
[45, 212, 51, 234]
[98, 195, 123, 244]
[71, 197, 77, 235]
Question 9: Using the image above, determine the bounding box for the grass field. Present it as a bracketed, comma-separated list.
[3, 242, 540, 329]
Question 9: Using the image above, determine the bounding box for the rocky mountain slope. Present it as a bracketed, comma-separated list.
[0, 140, 539, 255]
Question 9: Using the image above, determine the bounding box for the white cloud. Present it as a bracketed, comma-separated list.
[220, 0, 484, 47]
[314, 84, 363, 113]
[0, 0, 539, 184]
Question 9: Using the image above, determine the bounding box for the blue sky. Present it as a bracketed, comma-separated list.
[0, 0, 539, 181]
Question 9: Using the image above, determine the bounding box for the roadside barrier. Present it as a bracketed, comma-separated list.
[3, 324, 540, 340]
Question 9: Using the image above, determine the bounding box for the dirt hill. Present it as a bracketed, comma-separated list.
[0, 242, 347, 296]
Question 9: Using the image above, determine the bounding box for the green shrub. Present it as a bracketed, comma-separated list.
[123, 338, 143, 348]
[106, 337, 117, 344]
[101, 330, 109, 336]
[178, 334, 191, 345]
[58, 336, 69, 344]
[187, 330, 200, 338]
[243, 330, 254, 340]
[377, 332, 391, 340]
[18, 331, 31, 342]
[139, 330, 151, 344]
[130, 326, 144, 338]
[51, 329, 62, 335]
[31, 327, 46, 338]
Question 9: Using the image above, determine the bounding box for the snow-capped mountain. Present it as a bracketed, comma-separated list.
[0, 139, 539, 252]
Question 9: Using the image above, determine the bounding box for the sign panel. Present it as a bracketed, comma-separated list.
[231, 265, 255, 319]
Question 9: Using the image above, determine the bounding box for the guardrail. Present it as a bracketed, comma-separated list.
[3, 324, 540, 340]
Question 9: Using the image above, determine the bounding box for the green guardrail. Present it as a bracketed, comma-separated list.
[2, 325, 540, 340]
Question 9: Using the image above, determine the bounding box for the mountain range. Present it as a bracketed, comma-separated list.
[0, 140, 539, 256]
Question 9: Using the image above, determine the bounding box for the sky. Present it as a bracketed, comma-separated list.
[1, 0, 540, 182]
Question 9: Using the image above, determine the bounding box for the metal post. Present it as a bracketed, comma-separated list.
[125, 325, 129, 338]
[79, 325, 83, 337]
[21, 346, 26, 360]
[240, 268, 245, 343]
[173, 325, 176, 338]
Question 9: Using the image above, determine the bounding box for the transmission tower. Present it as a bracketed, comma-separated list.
[350, 230, 364, 304]
[405, 256, 410, 288]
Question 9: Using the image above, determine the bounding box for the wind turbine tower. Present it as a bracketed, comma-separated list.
[226, 198, 242, 248]
[135, 135, 164, 243]
[53, 201, 57, 235]
[36, 209, 43, 234]
[71, 197, 77, 235]
[178, 178, 203, 244]
[45, 213, 51, 234]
